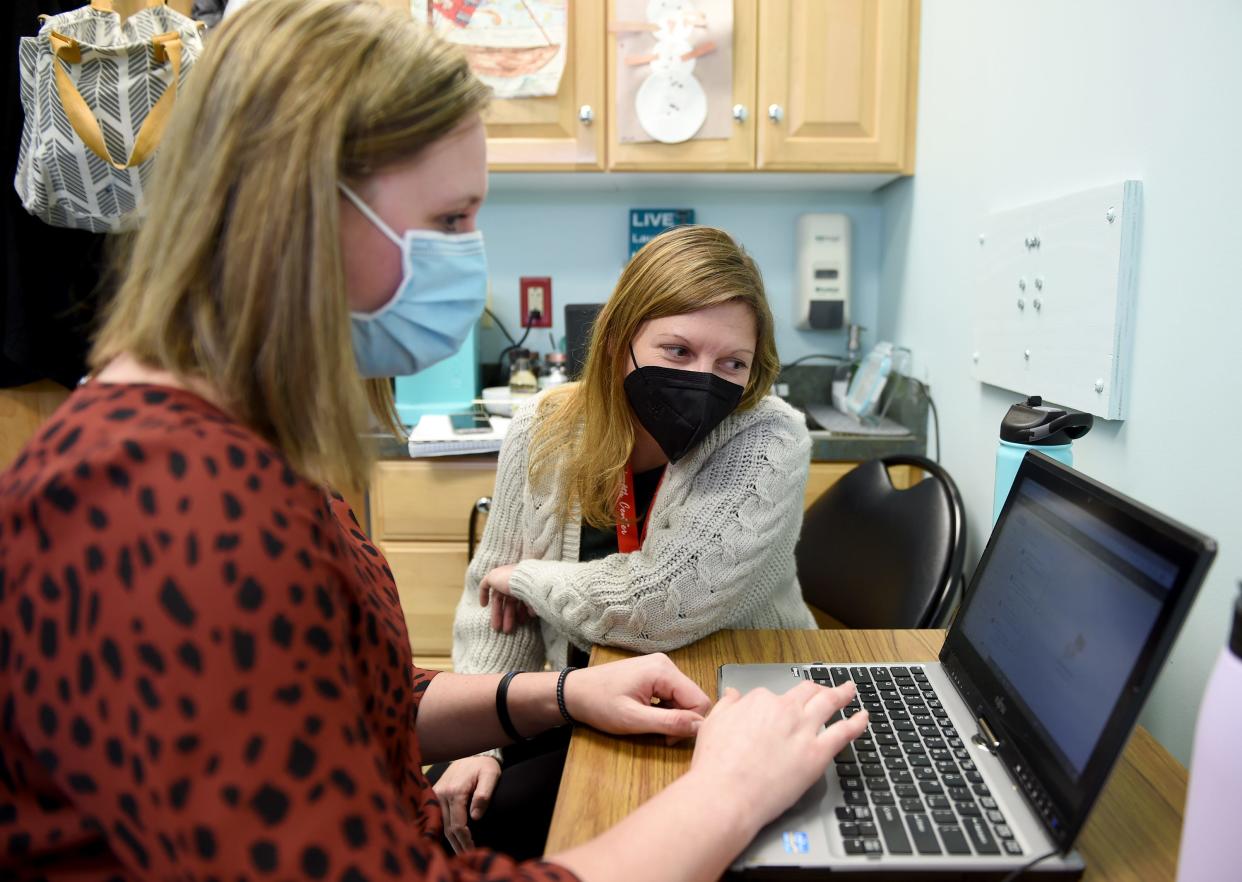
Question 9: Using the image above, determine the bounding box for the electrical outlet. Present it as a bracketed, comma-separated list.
[520, 276, 552, 328]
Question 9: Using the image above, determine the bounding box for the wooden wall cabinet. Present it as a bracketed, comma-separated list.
[482, 1, 606, 171]
[602, 0, 918, 173]
[370, 457, 918, 670]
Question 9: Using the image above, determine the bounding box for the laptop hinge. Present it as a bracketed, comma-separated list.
[973, 715, 1001, 755]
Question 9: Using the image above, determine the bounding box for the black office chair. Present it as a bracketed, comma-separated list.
[796, 454, 966, 629]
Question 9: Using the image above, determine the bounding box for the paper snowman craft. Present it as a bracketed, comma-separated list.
[631, 0, 715, 144]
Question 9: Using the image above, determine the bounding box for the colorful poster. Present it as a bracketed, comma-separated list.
[416, 0, 568, 99]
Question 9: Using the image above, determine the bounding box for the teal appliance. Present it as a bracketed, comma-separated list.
[394, 323, 480, 427]
[993, 395, 1093, 524]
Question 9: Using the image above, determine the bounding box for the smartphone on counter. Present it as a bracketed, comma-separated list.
[449, 412, 492, 435]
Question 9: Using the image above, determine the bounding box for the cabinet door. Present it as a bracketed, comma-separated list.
[483, 0, 606, 170]
[606, 0, 757, 171]
[757, 0, 919, 172]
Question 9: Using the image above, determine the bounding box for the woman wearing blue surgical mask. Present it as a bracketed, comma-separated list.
[0, 2, 865, 881]
[435, 225, 818, 858]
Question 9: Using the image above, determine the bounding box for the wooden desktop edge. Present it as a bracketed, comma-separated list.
[544, 629, 1188, 881]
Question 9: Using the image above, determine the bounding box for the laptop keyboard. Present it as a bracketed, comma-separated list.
[808, 664, 1024, 859]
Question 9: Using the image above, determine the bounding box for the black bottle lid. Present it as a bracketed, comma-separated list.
[999, 395, 1094, 446]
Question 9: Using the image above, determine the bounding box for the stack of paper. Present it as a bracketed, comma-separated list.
[407, 414, 510, 458]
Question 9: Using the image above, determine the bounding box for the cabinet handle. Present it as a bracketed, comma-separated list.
[468, 496, 491, 560]
[767, 103, 784, 123]
[731, 103, 749, 123]
[578, 104, 594, 126]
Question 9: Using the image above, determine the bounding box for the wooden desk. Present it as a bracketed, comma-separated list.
[546, 630, 1188, 880]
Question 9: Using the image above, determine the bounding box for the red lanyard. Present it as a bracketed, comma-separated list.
[615, 463, 664, 553]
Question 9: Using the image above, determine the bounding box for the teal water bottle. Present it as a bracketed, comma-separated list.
[993, 396, 1093, 524]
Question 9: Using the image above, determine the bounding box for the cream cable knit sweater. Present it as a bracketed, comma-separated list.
[450, 391, 817, 681]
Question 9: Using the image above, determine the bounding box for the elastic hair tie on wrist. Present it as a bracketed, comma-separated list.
[557, 667, 579, 726]
[496, 671, 528, 743]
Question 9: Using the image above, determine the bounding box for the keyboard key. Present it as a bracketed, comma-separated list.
[902, 742, 927, 756]
[839, 822, 859, 837]
[956, 802, 981, 817]
[850, 667, 873, 682]
[908, 754, 932, 767]
[980, 797, 998, 810]
[891, 666, 910, 677]
[834, 745, 857, 764]
[943, 774, 966, 789]
[826, 665, 847, 682]
[870, 722, 893, 735]
[810, 665, 832, 681]
[919, 781, 944, 795]
[939, 825, 972, 855]
[899, 731, 920, 743]
[964, 816, 1000, 855]
[932, 809, 957, 825]
[914, 767, 937, 781]
[949, 787, 974, 803]
[894, 720, 916, 732]
[871, 792, 896, 806]
[865, 777, 891, 792]
[890, 771, 914, 785]
[875, 806, 913, 855]
[841, 778, 863, 791]
[845, 791, 868, 806]
[857, 750, 879, 764]
[837, 763, 860, 778]
[875, 734, 898, 746]
[960, 759, 977, 772]
[863, 839, 883, 854]
[894, 784, 918, 799]
[924, 737, 946, 750]
[884, 757, 908, 771]
[859, 821, 878, 837]
[881, 746, 903, 758]
[973, 783, 991, 797]
[855, 738, 875, 752]
[1003, 839, 1024, 856]
[862, 763, 885, 777]
[965, 770, 984, 784]
[995, 824, 1014, 839]
[936, 760, 958, 774]
[835, 806, 856, 821]
[842, 838, 868, 855]
[900, 797, 924, 813]
[905, 813, 942, 855]
[871, 667, 893, 681]
[926, 795, 950, 809]
[987, 810, 1006, 825]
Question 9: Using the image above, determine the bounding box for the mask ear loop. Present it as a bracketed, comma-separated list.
[338, 182, 403, 248]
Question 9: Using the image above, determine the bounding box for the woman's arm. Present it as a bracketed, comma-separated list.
[505, 404, 812, 652]
[451, 401, 546, 676]
[415, 653, 710, 763]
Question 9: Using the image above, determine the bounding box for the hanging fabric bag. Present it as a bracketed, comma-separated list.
[14, 0, 204, 232]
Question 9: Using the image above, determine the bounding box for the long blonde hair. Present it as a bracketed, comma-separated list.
[90, 0, 490, 490]
[530, 225, 780, 528]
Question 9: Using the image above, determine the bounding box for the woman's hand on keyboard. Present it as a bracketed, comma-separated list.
[688, 681, 868, 830]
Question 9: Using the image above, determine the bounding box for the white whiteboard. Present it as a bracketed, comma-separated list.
[972, 181, 1141, 420]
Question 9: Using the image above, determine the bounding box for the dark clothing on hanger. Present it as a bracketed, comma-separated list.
[3, 0, 113, 389]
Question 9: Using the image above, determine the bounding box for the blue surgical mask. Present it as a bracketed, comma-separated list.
[339, 183, 487, 378]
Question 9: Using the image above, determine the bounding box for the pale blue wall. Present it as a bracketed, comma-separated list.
[475, 185, 884, 370]
[878, 0, 1242, 764]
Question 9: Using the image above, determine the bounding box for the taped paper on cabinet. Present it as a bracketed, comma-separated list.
[613, 0, 733, 144]
[416, 0, 568, 99]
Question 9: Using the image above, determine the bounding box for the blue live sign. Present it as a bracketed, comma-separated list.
[629, 208, 695, 256]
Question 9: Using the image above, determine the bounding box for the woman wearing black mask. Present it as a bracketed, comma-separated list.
[435, 224, 817, 856]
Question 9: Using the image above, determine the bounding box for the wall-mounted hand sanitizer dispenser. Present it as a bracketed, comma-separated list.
[796, 213, 851, 330]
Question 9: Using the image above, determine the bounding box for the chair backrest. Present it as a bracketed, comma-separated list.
[796, 454, 966, 629]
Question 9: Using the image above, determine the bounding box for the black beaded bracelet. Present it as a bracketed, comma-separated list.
[495, 671, 528, 743]
[557, 667, 579, 726]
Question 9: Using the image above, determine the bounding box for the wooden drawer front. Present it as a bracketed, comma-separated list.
[804, 462, 919, 509]
[384, 541, 468, 658]
[372, 458, 497, 541]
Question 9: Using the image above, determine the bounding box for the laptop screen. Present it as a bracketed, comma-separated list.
[957, 479, 1177, 779]
[941, 452, 1214, 851]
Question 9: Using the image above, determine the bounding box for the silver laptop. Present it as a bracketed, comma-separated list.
[722, 451, 1216, 878]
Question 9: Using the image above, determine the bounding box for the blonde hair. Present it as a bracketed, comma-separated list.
[530, 225, 780, 529]
[90, 0, 490, 490]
